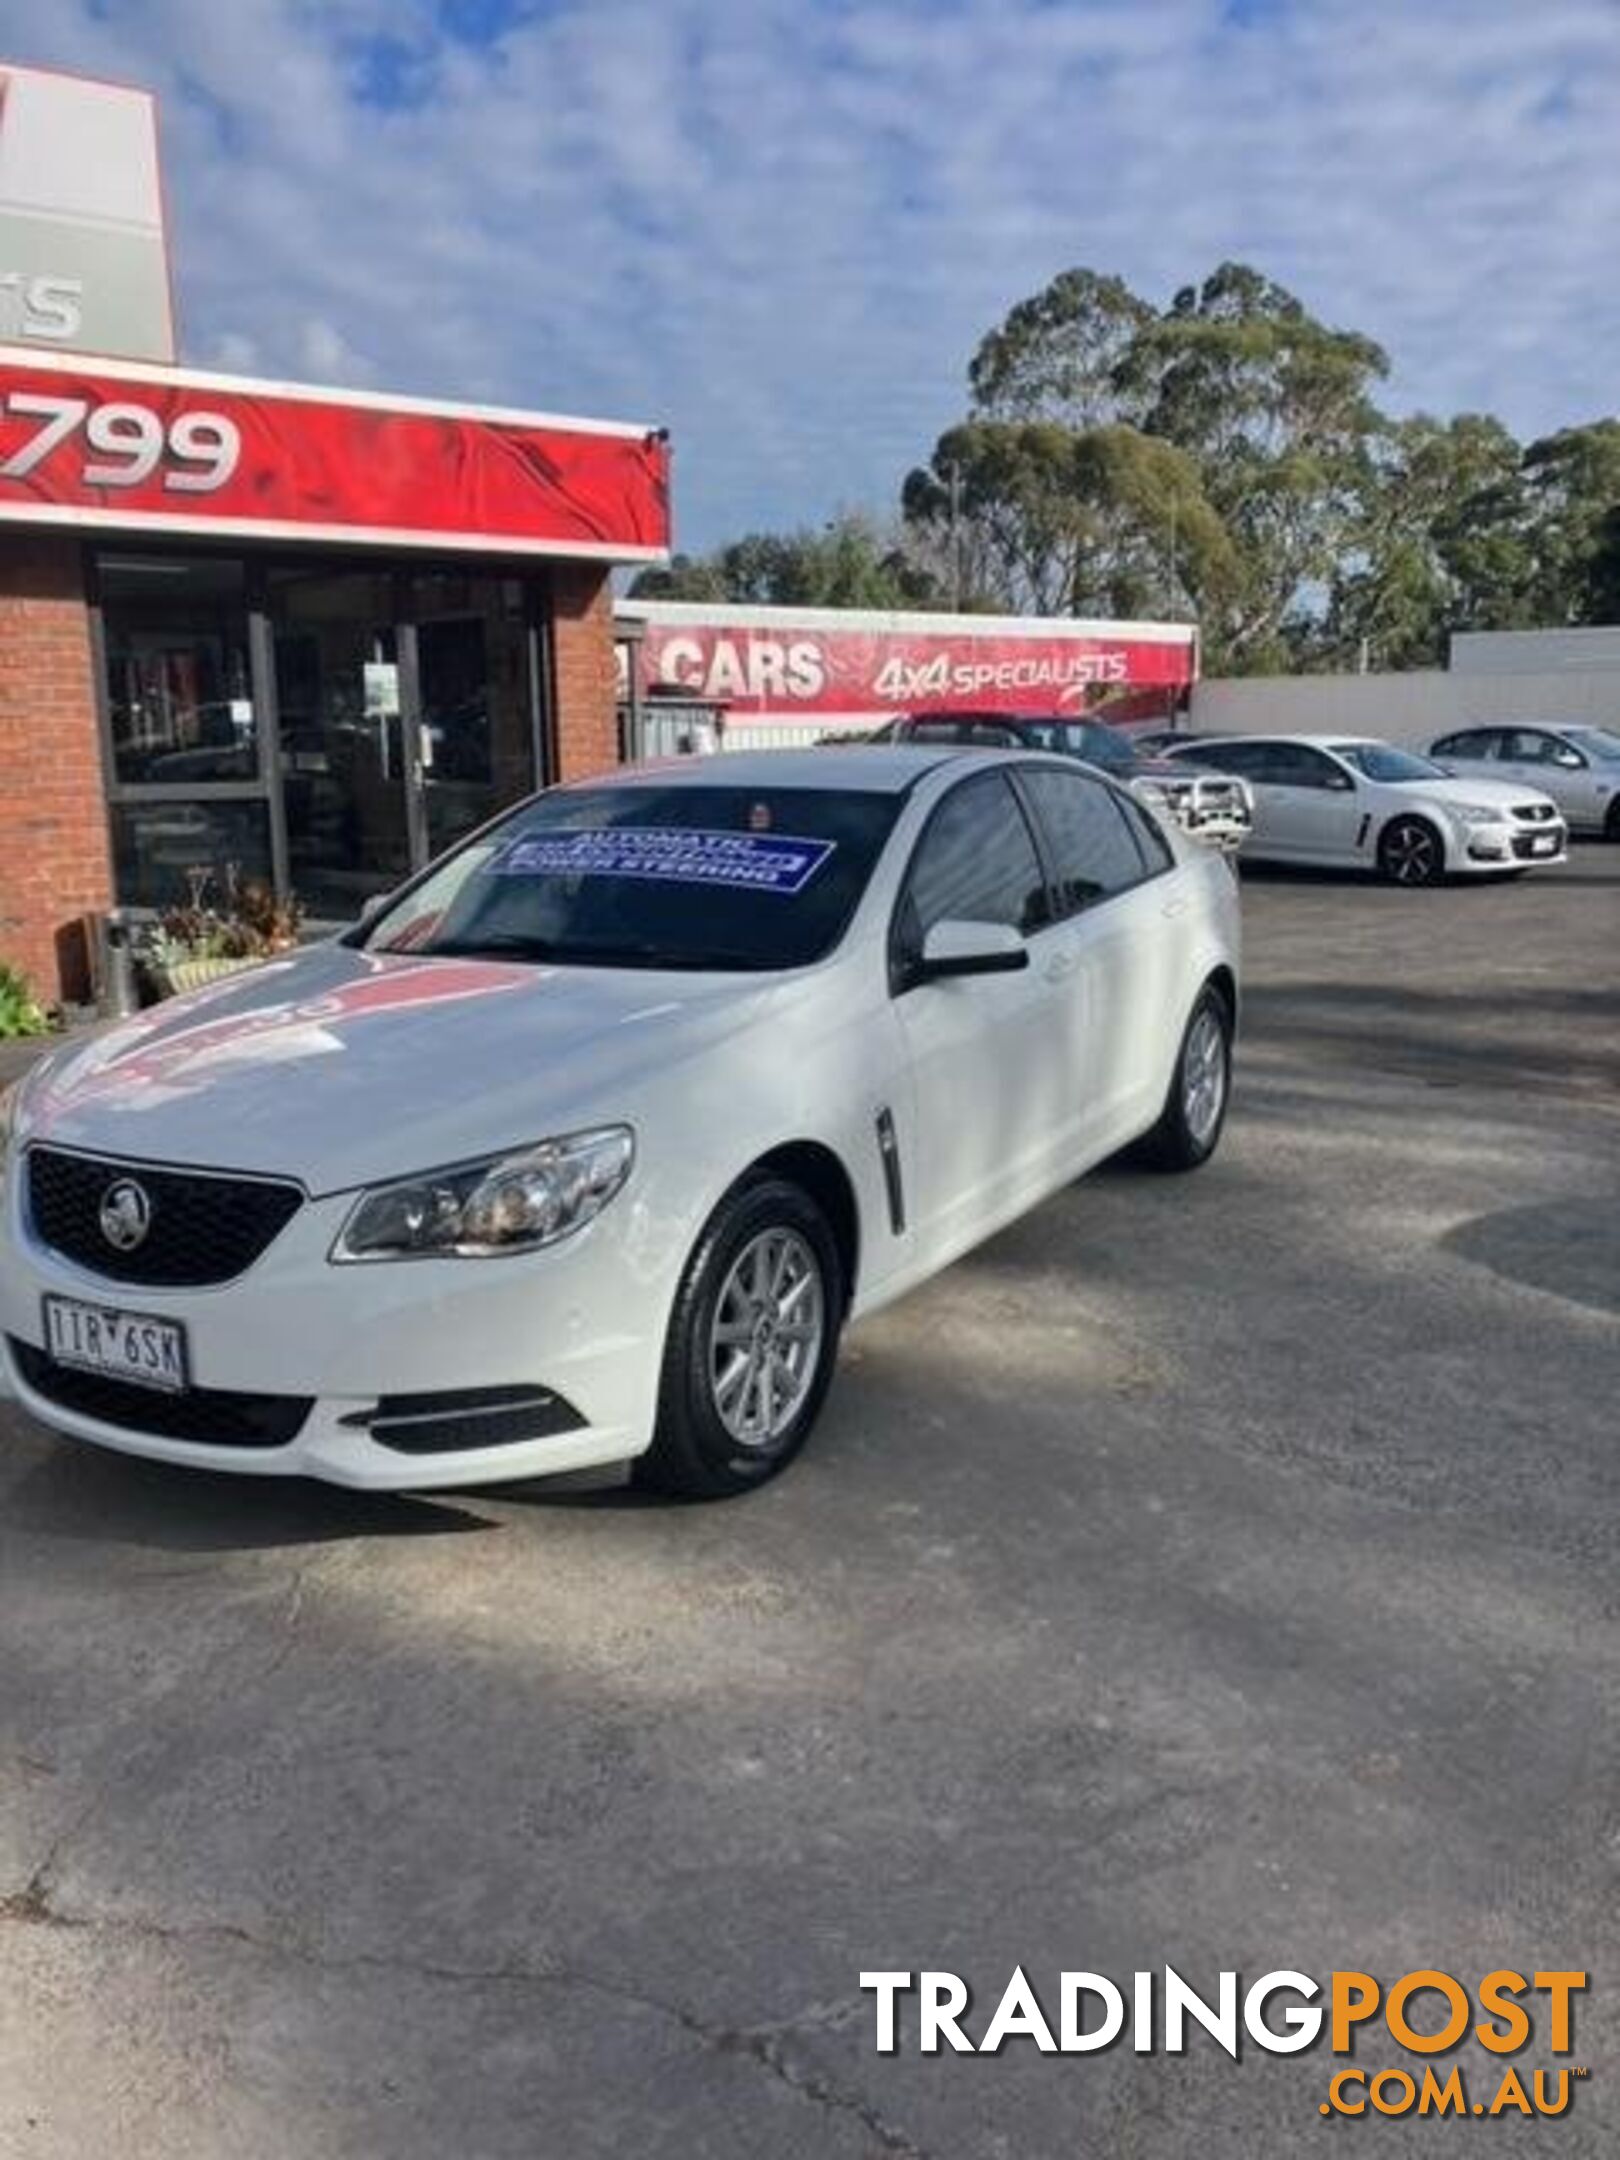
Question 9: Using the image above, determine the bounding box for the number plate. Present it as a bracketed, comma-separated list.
[41, 1296, 189, 1394]
[1531, 834, 1558, 855]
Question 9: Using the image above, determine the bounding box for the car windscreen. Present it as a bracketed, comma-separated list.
[1562, 726, 1620, 762]
[362, 784, 901, 971]
[1330, 743, 1446, 783]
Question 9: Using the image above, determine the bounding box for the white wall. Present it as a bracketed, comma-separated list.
[1450, 627, 1620, 675]
[1191, 668, 1620, 747]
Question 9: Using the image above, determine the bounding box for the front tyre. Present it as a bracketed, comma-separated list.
[634, 1176, 843, 1499]
[1377, 815, 1445, 886]
[1136, 982, 1233, 1171]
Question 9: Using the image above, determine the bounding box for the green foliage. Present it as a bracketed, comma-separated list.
[1582, 502, 1620, 623]
[967, 268, 1152, 427]
[630, 514, 941, 610]
[905, 260, 1620, 672]
[1320, 413, 1536, 669]
[1519, 420, 1620, 624]
[0, 964, 51, 1039]
[643, 262, 1620, 675]
[904, 419, 1233, 620]
[625, 552, 732, 603]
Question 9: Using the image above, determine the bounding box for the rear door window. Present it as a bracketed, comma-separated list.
[1018, 767, 1156, 916]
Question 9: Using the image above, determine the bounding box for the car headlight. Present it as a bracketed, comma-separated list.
[1451, 804, 1505, 826]
[332, 1126, 634, 1262]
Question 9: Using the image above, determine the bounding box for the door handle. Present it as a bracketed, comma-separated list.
[1043, 948, 1079, 983]
[1160, 896, 1190, 920]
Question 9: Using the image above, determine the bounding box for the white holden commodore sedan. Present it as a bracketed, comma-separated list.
[1164, 734, 1567, 884]
[0, 750, 1239, 1499]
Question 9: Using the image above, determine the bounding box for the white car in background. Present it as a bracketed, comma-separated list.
[1164, 734, 1567, 885]
[1428, 723, 1620, 839]
[0, 749, 1239, 1499]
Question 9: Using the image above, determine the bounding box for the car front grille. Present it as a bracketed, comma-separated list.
[9, 1338, 312, 1448]
[26, 1147, 303, 1287]
[1512, 802, 1558, 823]
[1512, 829, 1565, 860]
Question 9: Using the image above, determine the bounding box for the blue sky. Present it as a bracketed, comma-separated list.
[7, 0, 1619, 549]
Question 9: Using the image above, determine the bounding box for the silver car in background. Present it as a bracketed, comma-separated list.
[1428, 723, 1620, 839]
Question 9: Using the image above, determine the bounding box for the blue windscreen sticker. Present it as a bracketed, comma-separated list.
[484, 828, 837, 895]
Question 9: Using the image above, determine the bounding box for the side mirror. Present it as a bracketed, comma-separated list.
[1554, 749, 1584, 769]
[357, 890, 393, 928]
[917, 919, 1029, 982]
[1324, 770, 1356, 792]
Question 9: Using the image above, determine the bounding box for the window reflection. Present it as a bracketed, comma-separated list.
[111, 801, 272, 910]
[99, 555, 257, 784]
[415, 573, 535, 857]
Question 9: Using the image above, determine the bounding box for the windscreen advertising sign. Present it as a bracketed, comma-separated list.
[0, 351, 671, 558]
[620, 603, 1198, 721]
[0, 63, 175, 364]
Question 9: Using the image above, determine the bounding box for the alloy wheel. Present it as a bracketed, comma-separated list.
[707, 1227, 826, 1448]
[1182, 1006, 1228, 1147]
[1383, 821, 1440, 885]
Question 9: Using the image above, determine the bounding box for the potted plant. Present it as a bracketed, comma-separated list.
[0, 961, 53, 1040]
[137, 866, 304, 1001]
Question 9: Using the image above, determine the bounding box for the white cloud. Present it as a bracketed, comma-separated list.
[3, 0, 1618, 544]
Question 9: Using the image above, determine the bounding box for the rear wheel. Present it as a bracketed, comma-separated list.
[1136, 982, 1233, 1171]
[1377, 815, 1445, 886]
[634, 1176, 842, 1499]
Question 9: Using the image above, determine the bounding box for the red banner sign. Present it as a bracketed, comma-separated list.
[0, 353, 669, 559]
[630, 611, 1196, 719]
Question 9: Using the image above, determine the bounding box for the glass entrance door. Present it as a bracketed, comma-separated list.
[269, 568, 416, 921]
[412, 572, 538, 860]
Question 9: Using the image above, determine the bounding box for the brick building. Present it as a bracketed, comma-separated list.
[0, 356, 669, 1003]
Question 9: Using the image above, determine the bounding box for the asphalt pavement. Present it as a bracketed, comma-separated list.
[2, 848, 1617, 2156]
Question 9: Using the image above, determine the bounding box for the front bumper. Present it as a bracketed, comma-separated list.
[1131, 774, 1254, 854]
[0, 1171, 670, 1488]
[1457, 816, 1568, 871]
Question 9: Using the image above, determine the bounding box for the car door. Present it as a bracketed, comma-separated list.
[888, 769, 1070, 1268]
[1494, 728, 1589, 820]
[1249, 743, 1365, 861]
[1015, 765, 1182, 1160]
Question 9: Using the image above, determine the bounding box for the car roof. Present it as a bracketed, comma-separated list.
[901, 709, 1113, 728]
[1177, 732, 1387, 749]
[589, 746, 970, 795]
